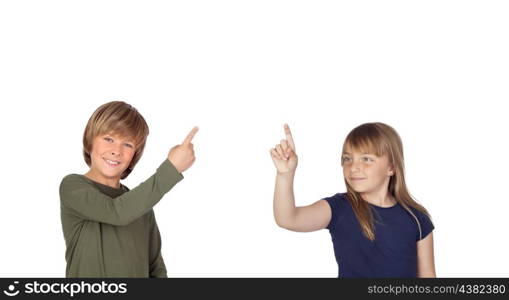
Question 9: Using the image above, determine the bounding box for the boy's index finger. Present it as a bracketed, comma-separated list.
[284, 123, 296, 150]
[183, 126, 199, 144]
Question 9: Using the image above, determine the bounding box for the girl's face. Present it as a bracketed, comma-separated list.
[88, 132, 136, 185]
[341, 147, 394, 195]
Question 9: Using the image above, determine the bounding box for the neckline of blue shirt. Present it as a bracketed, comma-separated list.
[368, 201, 399, 210]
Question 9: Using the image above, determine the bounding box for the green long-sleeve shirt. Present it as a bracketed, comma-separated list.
[59, 159, 183, 278]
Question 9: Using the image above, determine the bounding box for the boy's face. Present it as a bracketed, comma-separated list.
[88, 132, 136, 183]
[341, 146, 393, 194]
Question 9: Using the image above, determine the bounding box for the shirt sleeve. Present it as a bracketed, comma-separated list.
[59, 159, 183, 226]
[149, 210, 168, 278]
[413, 208, 434, 241]
[324, 193, 346, 231]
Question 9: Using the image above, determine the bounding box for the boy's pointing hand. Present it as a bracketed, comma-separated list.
[168, 126, 199, 173]
[183, 126, 198, 145]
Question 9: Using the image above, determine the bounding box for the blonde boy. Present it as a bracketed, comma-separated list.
[60, 101, 197, 277]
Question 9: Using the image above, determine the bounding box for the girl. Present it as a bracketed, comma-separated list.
[271, 123, 435, 278]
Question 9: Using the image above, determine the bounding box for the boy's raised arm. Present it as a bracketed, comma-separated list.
[60, 127, 198, 226]
[60, 159, 182, 226]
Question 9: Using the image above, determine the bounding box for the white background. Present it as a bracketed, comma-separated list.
[1, 0, 508, 277]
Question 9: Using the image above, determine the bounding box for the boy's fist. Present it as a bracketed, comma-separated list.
[168, 127, 198, 173]
[270, 124, 298, 174]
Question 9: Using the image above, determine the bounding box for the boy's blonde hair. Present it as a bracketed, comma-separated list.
[83, 101, 149, 179]
[341, 122, 432, 241]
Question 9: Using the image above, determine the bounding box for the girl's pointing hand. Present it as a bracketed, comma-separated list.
[270, 124, 298, 174]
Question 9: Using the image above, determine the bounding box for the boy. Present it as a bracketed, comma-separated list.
[60, 101, 198, 277]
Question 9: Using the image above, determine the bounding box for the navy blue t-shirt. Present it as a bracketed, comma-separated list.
[324, 193, 434, 278]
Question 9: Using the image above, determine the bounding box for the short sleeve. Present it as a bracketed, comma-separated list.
[413, 208, 434, 241]
[324, 193, 347, 231]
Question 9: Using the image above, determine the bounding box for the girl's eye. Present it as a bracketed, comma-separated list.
[362, 157, 374, 162]
[342, 157, 351, 163]
[124, 143, 134, 148]
[104, 137, 113, 142]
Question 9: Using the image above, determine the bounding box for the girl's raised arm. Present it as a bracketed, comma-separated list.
[271, 124, 331, 232]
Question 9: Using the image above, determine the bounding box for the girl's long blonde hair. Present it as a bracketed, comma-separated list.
[342, 122, 431, 241]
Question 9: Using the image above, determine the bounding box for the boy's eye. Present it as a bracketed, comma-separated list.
[341, 156, 351, 163]
[124, 143, 134, 148]
[104, 137, 113, 142]
[362, 157, 374, 162]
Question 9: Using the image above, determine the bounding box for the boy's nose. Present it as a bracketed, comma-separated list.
[110, 149, 122, 156]
[109, 145, 123, 156]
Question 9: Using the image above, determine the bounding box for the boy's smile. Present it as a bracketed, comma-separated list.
[104, 157, 121, 167]
[85, 133, 136, 188]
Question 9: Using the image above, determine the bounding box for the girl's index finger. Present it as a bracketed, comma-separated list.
[183, 126, 199, 144]
[284, 123, 296, 150]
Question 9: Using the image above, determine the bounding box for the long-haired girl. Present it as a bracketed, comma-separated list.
[271, 122, 435, 277]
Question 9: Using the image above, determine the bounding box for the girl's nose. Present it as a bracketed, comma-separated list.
[350, 160, 361, 172]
